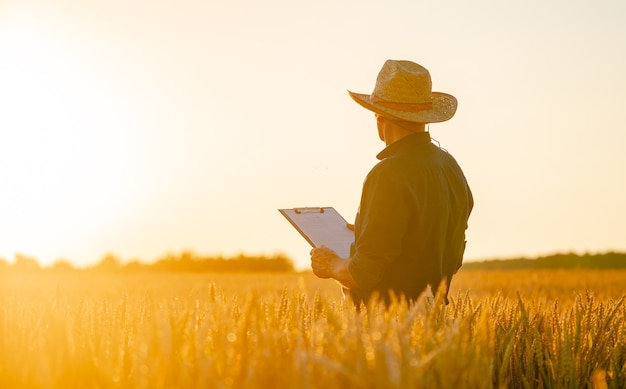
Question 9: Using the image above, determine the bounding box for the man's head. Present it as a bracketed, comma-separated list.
[348, 60, 457, 125]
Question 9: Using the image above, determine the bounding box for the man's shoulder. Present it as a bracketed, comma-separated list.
[369, 154, 404, 174]
[365, 154, 419, 186]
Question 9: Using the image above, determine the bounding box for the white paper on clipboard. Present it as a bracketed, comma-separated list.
[279, 207, 354, 259]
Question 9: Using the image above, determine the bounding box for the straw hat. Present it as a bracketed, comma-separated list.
[348, 60, 457, 123]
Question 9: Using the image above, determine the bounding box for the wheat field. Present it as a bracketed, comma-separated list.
[1, 269, 625, 388]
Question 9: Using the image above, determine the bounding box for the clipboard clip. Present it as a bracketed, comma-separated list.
[294, 207, 325, 214]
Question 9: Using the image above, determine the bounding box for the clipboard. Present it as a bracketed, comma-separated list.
[279, 207, 354, 259]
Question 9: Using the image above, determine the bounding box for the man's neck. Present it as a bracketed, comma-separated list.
[384, 122, 426, 146]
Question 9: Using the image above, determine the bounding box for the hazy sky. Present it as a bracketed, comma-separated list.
[1, 0, 625, 269]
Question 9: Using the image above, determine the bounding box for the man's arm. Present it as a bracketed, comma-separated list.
[310, 246, 359, 289]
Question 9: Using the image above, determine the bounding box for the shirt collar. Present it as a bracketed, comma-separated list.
[376, 132, 432, 160]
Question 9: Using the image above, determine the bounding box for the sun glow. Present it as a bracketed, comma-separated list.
[0, 7, 140, 265]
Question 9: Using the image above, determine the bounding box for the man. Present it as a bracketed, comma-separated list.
[310, 60, 473, 305]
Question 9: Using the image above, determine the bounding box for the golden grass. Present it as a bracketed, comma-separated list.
[0, 269, 625, 388]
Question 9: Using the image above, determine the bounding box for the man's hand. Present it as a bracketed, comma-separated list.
[310, 247, 359, 289]
[310, 246, 340, 279]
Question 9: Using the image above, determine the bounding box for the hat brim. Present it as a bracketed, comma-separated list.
[347, 90, 457, 123]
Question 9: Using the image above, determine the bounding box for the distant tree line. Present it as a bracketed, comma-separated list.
[3, 251, 626, 274]
[0, 252, 295, 274]
[462, 251, 626, 270]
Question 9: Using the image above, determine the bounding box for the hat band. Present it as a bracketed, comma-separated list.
[371, 97, 433, 112]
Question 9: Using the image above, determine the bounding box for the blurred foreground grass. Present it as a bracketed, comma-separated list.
[1, 269, 625, 388]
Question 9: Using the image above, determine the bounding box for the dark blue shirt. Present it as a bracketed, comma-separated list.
[348, 132, 473, 303]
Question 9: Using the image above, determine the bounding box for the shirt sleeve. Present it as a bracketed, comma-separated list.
[349, 163, 409, 290]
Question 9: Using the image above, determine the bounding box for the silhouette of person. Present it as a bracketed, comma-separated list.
[310, 60, 473, 305]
